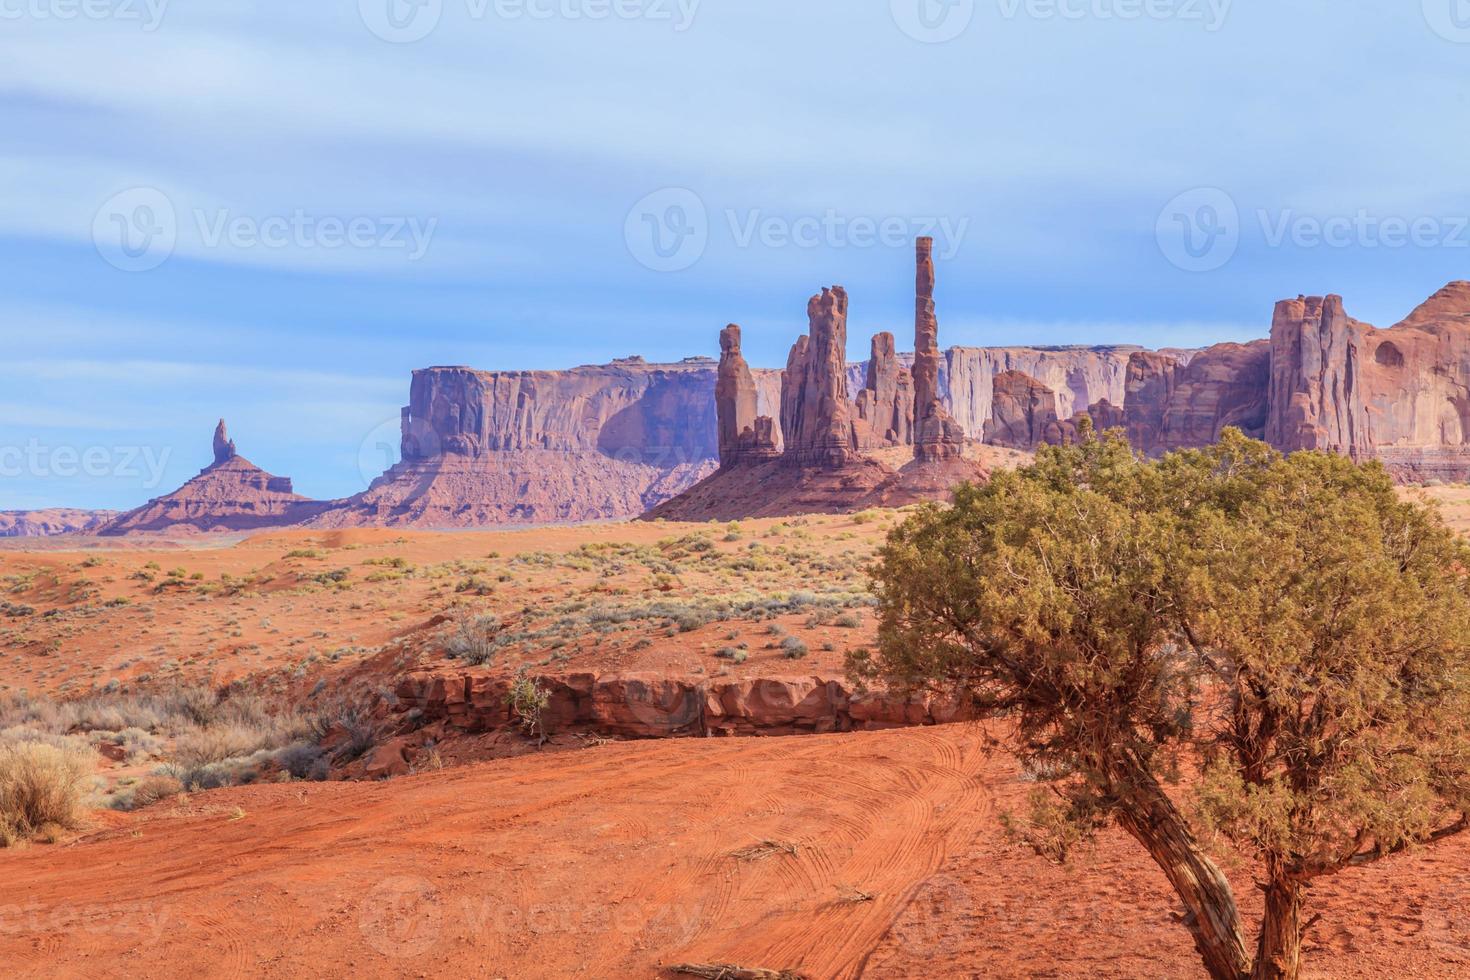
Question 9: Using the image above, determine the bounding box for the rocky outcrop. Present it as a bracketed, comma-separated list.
[1264, 283, 1470, 481]
[780, 288, 859, 468]
[912, 238, 966, 463]
[945, 346, 1142, 438]
[394, 669, 973, 740]
[1122, 352, 1181, 456]
[853, 332, 914, 449]
[983, 371, 1062, 449]
[1080, 398, 1125, 433]
[1154, 341, 1272, 452]
[0, 510, 119, 537]
[1265, 296, 1372, 457]
[716, 325, 779, 467]
[212, 419, 236, 465]
[98, 424, 323, 535]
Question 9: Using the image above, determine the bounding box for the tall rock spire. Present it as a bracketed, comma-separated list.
[212, 419, 238, 466]
[780, 287, 858, 468]
[716, 324, 776, 467]
[911, 238, 965, 462]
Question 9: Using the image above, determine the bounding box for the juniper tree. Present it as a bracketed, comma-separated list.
[856, 426, 1470, 980]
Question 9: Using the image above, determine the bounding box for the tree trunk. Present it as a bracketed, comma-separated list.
[1251, 869, 1303, 980]
[1107, 750, 1251, 980]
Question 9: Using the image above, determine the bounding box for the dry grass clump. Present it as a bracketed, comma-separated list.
[0, 738, 94, 846]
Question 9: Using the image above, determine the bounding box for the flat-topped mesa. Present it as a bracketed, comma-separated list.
[853, 331, 915, 449]
[912, 237, 966, 462]
[780, 287, 859, 468]
[212, 419, 237, 466]
[716, 324, 777, 467]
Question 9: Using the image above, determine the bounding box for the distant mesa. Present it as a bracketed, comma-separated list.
[22, 268, 1470, 536]
[96, 421, 323, 536]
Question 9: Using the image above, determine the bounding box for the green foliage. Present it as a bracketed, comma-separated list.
[504, 673, 550, 740]
[860, 427, 1470, 979]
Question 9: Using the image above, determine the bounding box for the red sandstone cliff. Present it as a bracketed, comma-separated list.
[1265, 283, 1470, 481]
[314, 358, 724, 528]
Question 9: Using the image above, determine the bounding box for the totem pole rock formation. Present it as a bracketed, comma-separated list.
[780, 287, 859, 468]
[912, 237, 966, 463]
[853, 331, 915, 449]
[716, 324, 778, 467]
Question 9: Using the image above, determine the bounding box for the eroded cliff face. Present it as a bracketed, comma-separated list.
[403, 357, 719, 466]
[945, 346, 1140, 438]
[1266, 282, 1470, 481]
[984, 370, 1062, 449]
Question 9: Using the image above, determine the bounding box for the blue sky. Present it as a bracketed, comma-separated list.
[3, 0, 1470, 509]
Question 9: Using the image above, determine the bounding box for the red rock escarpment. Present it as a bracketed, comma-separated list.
[1265, 283, 1470, 481]
[394, 669, 972, 741]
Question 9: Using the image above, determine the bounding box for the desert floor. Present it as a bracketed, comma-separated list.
[2, 487, 1469, 978]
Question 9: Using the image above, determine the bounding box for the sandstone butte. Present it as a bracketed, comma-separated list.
[21, 278, 1470, 536]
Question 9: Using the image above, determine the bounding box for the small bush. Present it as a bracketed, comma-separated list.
[129, 774, 183, 809]
[0, 740, 94, 845]
[504, 674, 550, 740]
[445, 613, 501, 666]
[780, 636, 809, 659]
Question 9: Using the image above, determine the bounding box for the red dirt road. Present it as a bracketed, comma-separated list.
[4, 725, 1469, 978]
